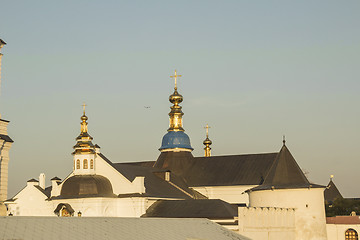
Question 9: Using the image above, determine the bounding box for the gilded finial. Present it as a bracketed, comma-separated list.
[168, 70, 185, 132]
[80, 103, 88, 133]
[330, 174, 334, 181]
[203, 124, 212, 157]
[170, 70, 182, 91]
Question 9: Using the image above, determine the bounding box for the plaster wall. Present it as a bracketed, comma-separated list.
[0, 119, 12, 203]
[192, 185, 256, 204]
[249, 188, 327, 240]
[326, 224, 360, 240]
[7, 184, 53, 216]
[238, 206, 296, 240]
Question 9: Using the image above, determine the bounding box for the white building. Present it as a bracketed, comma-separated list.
[3, 66, 329, 239]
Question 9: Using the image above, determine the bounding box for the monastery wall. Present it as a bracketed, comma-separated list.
[249, 188, 327, 240]
[238, 206, 296, 240]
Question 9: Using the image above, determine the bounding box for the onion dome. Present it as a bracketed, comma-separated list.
[160, 70, 193, 152]
[203, 124, 212, 157]
[60, 175, 114, 197]
[73, 105, 96, 155]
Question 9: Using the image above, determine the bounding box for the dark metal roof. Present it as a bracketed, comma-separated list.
[142, 199, 237, 219]
[50, 176, 61, 181]
[153, 151, 277, 186]
[0, 39, 6, 45]
[60, 175, 115, 198]
[250, 144, 325, 191]
[34, 186, 52, 198]
[27, 178, 39, 182]
[324, 180, 343, 203]
[0, 134, 13, 143]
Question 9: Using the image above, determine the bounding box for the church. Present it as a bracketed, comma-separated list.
[1, 40, 330, 239]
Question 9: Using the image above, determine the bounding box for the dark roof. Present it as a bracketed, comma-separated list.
[27, 178, 39, 183]
[324, 180, 343, 203]
[60, 175, 115, 198]
[250, 144, 324, 191]
[0, 134, 13, 143]
[0, 39, 6, 45]
[34, 186, 52, 198]
[50, 176, 61, 181]
[153, 151, 277, 186]
[142, 199, 237, 219]
[128, 161, 156, 168]
[54, 203, 75, 214]
[98, 153, 200, 199]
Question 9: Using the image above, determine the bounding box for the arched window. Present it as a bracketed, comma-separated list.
[83, 159, 88, 169]
[346, 229, 358, 240]
[90, 159, 94, 169]
[76, 160, 80, 169]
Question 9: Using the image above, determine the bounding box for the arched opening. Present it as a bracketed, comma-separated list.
[346, 228, 358, 240]
[76, 159, 80, 169]
[90, 159, 94, 169]
[83, 159, 88, 169]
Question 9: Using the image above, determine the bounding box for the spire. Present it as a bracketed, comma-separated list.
[168, 70, 184, 132]
[159, 70, 193, 152]
[203, 124, 212, 157]
[73, 104, 95, 155]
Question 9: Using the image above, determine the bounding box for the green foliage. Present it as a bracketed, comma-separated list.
[326, 198, 360, 217]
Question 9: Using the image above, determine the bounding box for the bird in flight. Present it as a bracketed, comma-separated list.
[144, 106, 151, 109]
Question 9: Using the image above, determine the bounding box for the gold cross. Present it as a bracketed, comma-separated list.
[205, 124, 210, 137]
[82, 103, 87, 115]
[170, 70, 182, 90]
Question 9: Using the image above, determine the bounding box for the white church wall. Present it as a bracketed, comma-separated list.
[249, 188, 327, 240]
[51, 197, 147, 217]
[192, 185, 256, 205]
[95, 154, 144, 195]
[238, 206, 296, 240]
[326, 224, 360, 240]
[7, 184, 53, 216]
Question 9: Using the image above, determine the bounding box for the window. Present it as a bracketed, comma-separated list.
[76, 160, 80, 169]
[83, 159, 88, 169]
[346, 229, 358, 240]
[90, 159, 94, 169]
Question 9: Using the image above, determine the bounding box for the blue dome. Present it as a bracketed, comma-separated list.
[159, 131, 193, 151]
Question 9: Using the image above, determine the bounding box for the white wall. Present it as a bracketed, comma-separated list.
[327, 224, 360, 240]
[249, 188, 327, 240]
[238, 206, 296, 240]
[192, 185, 256, 205]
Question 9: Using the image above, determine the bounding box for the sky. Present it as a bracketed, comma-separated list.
[0, 1, 359, 198]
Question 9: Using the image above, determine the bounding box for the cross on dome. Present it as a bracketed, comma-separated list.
[205, 124, 210, 138]
[170, 70, 182, 90]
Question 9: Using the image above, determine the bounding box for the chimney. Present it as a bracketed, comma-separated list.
[51, 177, 61, 197]
[39, 173, 45, 189]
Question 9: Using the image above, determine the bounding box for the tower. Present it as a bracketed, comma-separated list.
[203, 124, 212, 157]
[154, 70, 194, 169]
[72, 104, 96, 175]
[158, 70, 193, 153]
[0, 39, 13, 216]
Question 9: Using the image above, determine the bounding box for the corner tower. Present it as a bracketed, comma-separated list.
[159, 70, 193, 152]
[72, 105, 96, 175]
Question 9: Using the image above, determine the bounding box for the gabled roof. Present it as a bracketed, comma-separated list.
[0, 134, 13, 143]
[324, 180, 343, 203]
[250, 144, 324, 191]
[153, 151, 277, 186]
[142, 199, 238, 219]
[98, 153, 201, 199]
[34, 186, 52, 198]
[0, 39, 6, 45]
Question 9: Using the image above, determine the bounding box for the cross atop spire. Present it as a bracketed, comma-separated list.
[205, 124, 210, 138]
[170, 70, 182, 90]
[82, 103, 87, 115]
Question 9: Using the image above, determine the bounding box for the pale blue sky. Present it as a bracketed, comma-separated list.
[1, 1, 359, 197]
